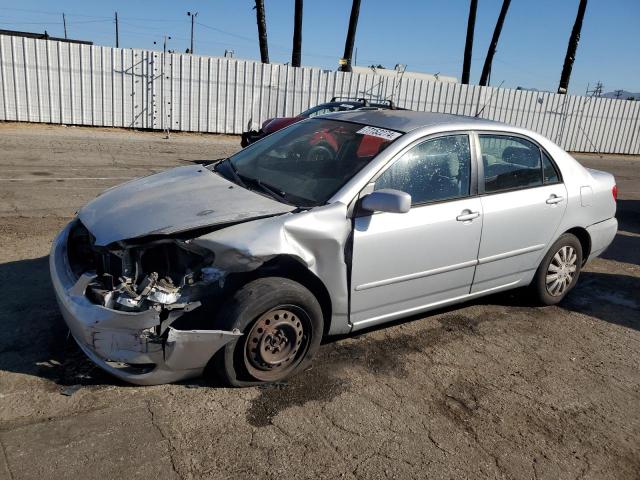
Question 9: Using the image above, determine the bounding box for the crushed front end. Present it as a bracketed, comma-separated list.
[50, 220, 241, 385]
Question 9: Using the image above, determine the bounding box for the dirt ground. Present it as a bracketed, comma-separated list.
[0, 122, 638, 480]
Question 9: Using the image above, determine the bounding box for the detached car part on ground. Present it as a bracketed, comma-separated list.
[51, 110, 618, 386]
[240, 97, 400, 147]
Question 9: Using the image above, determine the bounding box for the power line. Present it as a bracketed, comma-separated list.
[0, 18, 113, 25]
[196, 21, 256, 43]
[0, 7, 111, 19]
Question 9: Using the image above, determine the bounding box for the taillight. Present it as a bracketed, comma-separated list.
[612, 184, 618, 202]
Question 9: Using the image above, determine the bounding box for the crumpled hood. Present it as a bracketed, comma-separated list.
[78, 165, 294, 246]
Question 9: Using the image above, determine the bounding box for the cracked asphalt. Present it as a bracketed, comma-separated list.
[0, 122, 638, 480]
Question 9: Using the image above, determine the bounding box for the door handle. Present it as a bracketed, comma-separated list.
[546, 194, 565, 205]
[456, 210, 480, 222]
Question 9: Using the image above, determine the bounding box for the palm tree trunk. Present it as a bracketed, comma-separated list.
[479, 0, 511, 86]
[254, 0, 269, 63]
[558, 0, 588, 93]
[461, 0, 477, 84]
[292, 0, 303, 67]
[340, 0, 361, 72]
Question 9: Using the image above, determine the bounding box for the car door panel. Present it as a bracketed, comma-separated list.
[471, 185, 567, 292]
[350, 198, 483, 327]
[472, 134, 568, 293]
[349, 133, 482, 329]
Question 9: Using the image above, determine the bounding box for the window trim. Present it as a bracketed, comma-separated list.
[368, 131, 478, 209]
[473, 131, 563, 196]
[541, 150, 562, 185]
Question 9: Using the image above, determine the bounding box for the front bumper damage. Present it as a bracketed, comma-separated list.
[49, 222, 241, 385]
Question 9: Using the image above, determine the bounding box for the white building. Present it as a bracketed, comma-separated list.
[351, 65, 458, 84]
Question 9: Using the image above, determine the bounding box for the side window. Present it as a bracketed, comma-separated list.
[374, 134, 471, 205]
[479, 135, 542, 193]
[542, 151, 560, 184]
[307, 106, 339, 117]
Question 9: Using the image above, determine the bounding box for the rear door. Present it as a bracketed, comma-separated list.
[349, 133, 483, 329]
[472, 133, 567, 293]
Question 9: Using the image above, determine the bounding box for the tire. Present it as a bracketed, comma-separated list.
[531, 233, 583, 305]
[211, 277, 324, 386]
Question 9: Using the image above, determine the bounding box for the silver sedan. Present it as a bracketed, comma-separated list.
[50, 110, 618, 386]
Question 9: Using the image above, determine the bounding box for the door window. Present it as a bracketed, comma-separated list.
[542, 151, 560, 184]
[374, 134, 471, 205]
[479, 135, 546, 193]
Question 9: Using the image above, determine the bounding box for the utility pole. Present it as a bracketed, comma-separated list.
[62, 13, 68, 39]
[291, 0, 303, 67]
[115, 12, 119, 48]
[339, 0, 361, 72]
[187, 11, 198, 54]
[254, 0, 269, 63]
[586, 81, 603, 97]
[614, 89, 623, 99]
[558, 0, 588, 94]
[461, 0, 477, 84]
[479, 0, 511, 86]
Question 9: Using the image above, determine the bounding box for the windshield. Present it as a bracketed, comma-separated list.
[223, 119, 400, 207]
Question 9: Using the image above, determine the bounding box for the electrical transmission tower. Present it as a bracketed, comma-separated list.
[586, 81, 603, 97]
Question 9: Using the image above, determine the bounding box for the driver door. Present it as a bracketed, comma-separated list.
[350, 133, 483, 329]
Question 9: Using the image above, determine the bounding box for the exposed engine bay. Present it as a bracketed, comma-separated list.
[67, 221, 225, 315]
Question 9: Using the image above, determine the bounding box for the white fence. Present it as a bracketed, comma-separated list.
[1, 34, 639, 154]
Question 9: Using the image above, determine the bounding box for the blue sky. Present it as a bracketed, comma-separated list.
[0, 1, 638, 94]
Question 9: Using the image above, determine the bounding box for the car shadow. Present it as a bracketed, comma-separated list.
[0, 256, 128, 387]
[559, 271, 640, 331]
[616, 199, 640, 234]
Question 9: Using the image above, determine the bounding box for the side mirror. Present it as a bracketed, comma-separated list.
[361, 189, 411, 214]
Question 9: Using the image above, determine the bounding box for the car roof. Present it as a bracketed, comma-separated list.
[321, 109, 501, 133]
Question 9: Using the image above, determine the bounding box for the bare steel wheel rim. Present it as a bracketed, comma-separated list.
[245, 307, 310, 381]
[545, 245, 578, 296]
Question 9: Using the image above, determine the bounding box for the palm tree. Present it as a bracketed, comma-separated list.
[339, 0, 361, 72]
[254, 0, 269, 63]
[461, 0, 477, 84]
[558, 0, 588, 93]
[479, 0, 511, 86]
[292, 0, 303, 67]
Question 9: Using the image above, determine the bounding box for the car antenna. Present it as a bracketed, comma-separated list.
[474, 80, 504, 118]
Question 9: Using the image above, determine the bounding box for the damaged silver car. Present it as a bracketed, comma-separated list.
[50, 110, 618, 386]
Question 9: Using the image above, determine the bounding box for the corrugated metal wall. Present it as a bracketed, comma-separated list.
[1, 34, 639, 154]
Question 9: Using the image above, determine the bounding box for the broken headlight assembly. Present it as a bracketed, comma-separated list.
[67, 221, 225, 312]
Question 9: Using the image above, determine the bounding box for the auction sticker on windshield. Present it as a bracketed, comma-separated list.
[356, 126, 402, 141]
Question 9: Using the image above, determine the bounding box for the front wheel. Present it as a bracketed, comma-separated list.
[531, 233, 583, 305]
[211, 277, 323, 386]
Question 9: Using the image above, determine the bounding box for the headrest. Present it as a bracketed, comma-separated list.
[503, 146, 539, 168]
[419, 153, 459, 177]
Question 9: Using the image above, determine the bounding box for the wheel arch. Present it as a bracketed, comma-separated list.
[564, 226, 591, 265]
[225, 255, 333, 337]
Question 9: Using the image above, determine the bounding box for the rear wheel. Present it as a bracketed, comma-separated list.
[531, 233, 583, 305]
[212, 277, 323, 386]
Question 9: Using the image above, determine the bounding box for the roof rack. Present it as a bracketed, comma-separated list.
[329, 97, 397, 109]
[330, 96, 369, 105]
